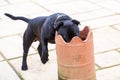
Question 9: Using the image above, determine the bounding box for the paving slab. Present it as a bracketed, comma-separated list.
[7, 0, 30, 4]
[98, 0, 120, 13]
[0, 54, 4, 61]
[0, 2, 47, 16]
[28, 12, 52, 18]
[0, 19, 27, 37]
[32, 0, 72, 6]
[10, 50, 57, 80]
[0, 35, 36, 59]
[87, 0, 103, 3]
[0, 61, 20, 80]
[95, 50, 120, 68]
[93, 27, 120, 53]
[95, 65, 99, 70]
[71, 8, 115, 21]
[0, 0, 8, 6]
[118, 48, 120, 51]
[96, 65, 120, 80]
[43, 0, 101, 15]
[82, 15, 120, 29]
[112, 24, 120, 31]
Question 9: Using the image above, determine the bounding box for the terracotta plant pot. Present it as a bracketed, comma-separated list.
[55, 26, 96, 80]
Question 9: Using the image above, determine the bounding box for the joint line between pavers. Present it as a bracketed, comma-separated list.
[87, 0, 118, 14]
[31, 0, 51, 12]
[111, 24, 120, 32]
[95, 48, 120, 55]
[95, 63, 101, 70]
[116, 49, 120, 54]
[4, 0, 11, 4]
[81, 14, 117, 22]
[0, 33, 23, 39]
[96, 63, 120, 71]
[0, 51, 24, 80]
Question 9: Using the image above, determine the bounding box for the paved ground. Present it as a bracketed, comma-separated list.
[0, 0, 120, 80]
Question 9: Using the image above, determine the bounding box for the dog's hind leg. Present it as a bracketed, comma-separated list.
[22, 30, 35, 70]
[37, 43, 42, 58]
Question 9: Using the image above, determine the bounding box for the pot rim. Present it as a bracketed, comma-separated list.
[55, 26, 93, 45]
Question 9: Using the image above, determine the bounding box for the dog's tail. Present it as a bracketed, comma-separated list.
[4, 13, 30, 23]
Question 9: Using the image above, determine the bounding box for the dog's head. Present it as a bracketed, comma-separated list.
[54, 20, 80, 42]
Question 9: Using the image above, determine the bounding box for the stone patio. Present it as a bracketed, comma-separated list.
[0, 0, 120, 80]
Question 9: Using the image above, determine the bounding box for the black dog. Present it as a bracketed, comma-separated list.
[5, 13, 80, 70]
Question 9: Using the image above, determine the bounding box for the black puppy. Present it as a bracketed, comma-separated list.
[5, 13, 80, 70]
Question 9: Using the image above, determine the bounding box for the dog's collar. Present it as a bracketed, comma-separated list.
[54, 14, 66, 28]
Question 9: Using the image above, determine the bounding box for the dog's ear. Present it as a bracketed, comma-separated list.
[54, 21, 64, 30]
[72, 19, 80, 25]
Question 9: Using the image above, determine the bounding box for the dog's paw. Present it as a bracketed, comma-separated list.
[21, 65, 28, 70]
[41, 57, 49, 64]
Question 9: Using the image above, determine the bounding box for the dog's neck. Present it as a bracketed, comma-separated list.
[53, 14, 66, 28]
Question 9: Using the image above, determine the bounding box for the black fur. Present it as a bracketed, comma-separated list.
[5, 13, 80, 70]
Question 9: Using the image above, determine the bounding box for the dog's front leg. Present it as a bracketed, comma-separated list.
[41, 38, 49, 64]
